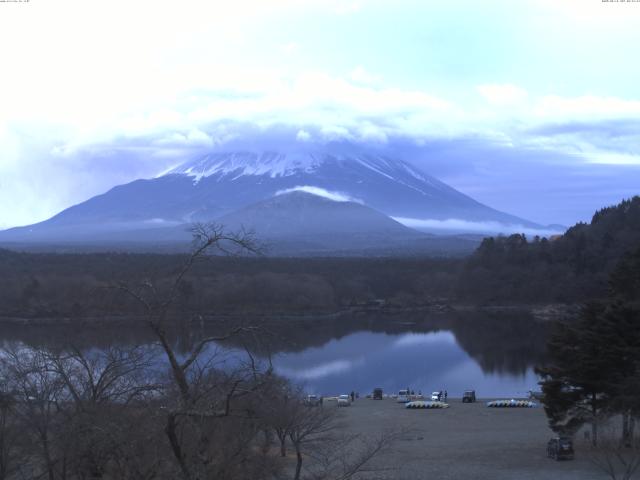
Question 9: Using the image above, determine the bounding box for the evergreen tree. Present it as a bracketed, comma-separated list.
[610, 246, 640, 303]
[537, 303, 613, 445]
[538, 248, 640, 446]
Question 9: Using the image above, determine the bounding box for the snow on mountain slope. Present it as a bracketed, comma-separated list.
[169, 151, 323, 181]
[168, 150, 443, 194]
[159, 150, 535, 225]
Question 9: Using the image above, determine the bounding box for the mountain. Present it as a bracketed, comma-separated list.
[0, 146, 544, 251]
[219, 190, 416, 237]
[216, 190, 425, 254]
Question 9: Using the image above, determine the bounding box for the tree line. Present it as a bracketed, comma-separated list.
[3, 197, 639, 316]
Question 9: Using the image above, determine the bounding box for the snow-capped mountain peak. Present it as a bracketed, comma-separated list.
[0, 146, 543, 250]
[156, 148, 532, 222]
[168, 151, 323, 182]
[167, 150, 430, 185]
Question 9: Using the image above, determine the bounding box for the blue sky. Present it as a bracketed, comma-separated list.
[1, 0, 639, 228]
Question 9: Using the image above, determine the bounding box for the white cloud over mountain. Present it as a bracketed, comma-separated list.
[276, 186, 363, 204]
[393, 217, 563, 237]
[0, 0, 639, 229]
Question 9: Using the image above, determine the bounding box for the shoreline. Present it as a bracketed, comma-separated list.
[0, 303, 579, 327]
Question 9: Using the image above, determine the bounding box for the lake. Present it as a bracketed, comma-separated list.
[272, 330, 540, 398]
[0, 310, 549, 398]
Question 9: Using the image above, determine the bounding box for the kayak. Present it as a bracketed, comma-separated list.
[405, 401, 450, 409]
[486, 399, 537, 408]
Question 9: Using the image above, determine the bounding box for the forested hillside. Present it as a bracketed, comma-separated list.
[0, 197, 638, 317]
[458, 196, 640, 303]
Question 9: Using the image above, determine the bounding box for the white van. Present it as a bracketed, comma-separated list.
[397, 389, 410, 403]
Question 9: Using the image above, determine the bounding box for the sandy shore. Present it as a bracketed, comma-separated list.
[331, 397, 606, 480]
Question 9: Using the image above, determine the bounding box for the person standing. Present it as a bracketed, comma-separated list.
[350, 391, 355, 402]
[444, 390, 448, 402]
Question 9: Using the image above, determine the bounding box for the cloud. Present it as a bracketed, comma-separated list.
[33, 72, 637, 170]
[533, 95, 640, 120]
[333, 0, 362, 15]
[524, 118, 640, 165]
[349, 66, 380, 86]
[154, 129, 214, 148]
[296, 129, 312, 142]
[276, 186, 363, 204]
[477, 84, 528, 106]
[392, 217, 564, 237]
[1, 1, 639, 229]
[282, 42, 299, 54]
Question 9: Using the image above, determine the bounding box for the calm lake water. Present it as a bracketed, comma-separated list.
[272, 330, 540, 398]
[0, 311, 548, 398]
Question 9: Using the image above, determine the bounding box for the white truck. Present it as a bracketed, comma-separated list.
[397, 389, 410, 403]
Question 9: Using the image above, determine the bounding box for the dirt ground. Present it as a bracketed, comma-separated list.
[331, 397, 607, 480]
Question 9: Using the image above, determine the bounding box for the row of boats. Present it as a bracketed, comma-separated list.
[404, 399, 538, 409]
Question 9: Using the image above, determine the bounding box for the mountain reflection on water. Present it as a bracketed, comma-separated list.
[0, 310, 549, 397]
[272, 330, 540, 398]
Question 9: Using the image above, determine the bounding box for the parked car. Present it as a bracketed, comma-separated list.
[462, 390, 476, 403]
[304, 394, 321, 406]
[337, 394, 351, 407]
[431, 391, 441, 401]
[397, 389, 410, 403]
[547, 437, 574, 460]
[373, 388, 383, 400]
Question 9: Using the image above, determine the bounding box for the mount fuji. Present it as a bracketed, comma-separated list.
[0, 146, 546, 253]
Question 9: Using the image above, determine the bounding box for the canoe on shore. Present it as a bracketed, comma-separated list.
[405, 401, 450, 409]
[486, 399, 537, 408]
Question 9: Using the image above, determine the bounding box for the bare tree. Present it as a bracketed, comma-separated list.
[258, 377, 299, 458]
[586, 418, 640, 480]
[114, 223, 260, 405]
[113, 223, 273, 480]
[2, 347, 68, 480]
[45, 345, 160, 408]
[307, 431, 399, 480]
[48, 346, 161, 479]
[1, 343, 164, 480]
[0, 390, 19, 480]
[288, 401, 337, 480]
[279, 397, 400, 480]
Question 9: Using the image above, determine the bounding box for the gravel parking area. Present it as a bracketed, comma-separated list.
[332, 397, 606, 480]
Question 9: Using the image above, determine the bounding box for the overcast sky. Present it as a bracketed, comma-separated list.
[1, 0, 639, 229]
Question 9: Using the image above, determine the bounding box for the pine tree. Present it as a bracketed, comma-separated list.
[538, 248, 640, 446]
[609, 246, 640, 303]
[537, 303, 614, 445]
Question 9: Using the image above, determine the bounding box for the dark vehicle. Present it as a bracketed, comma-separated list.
[304, 394, 321, 407]
[373, 388, 383, 400]
[462, 390, 476, 403]
[547, 437, 574, 460]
